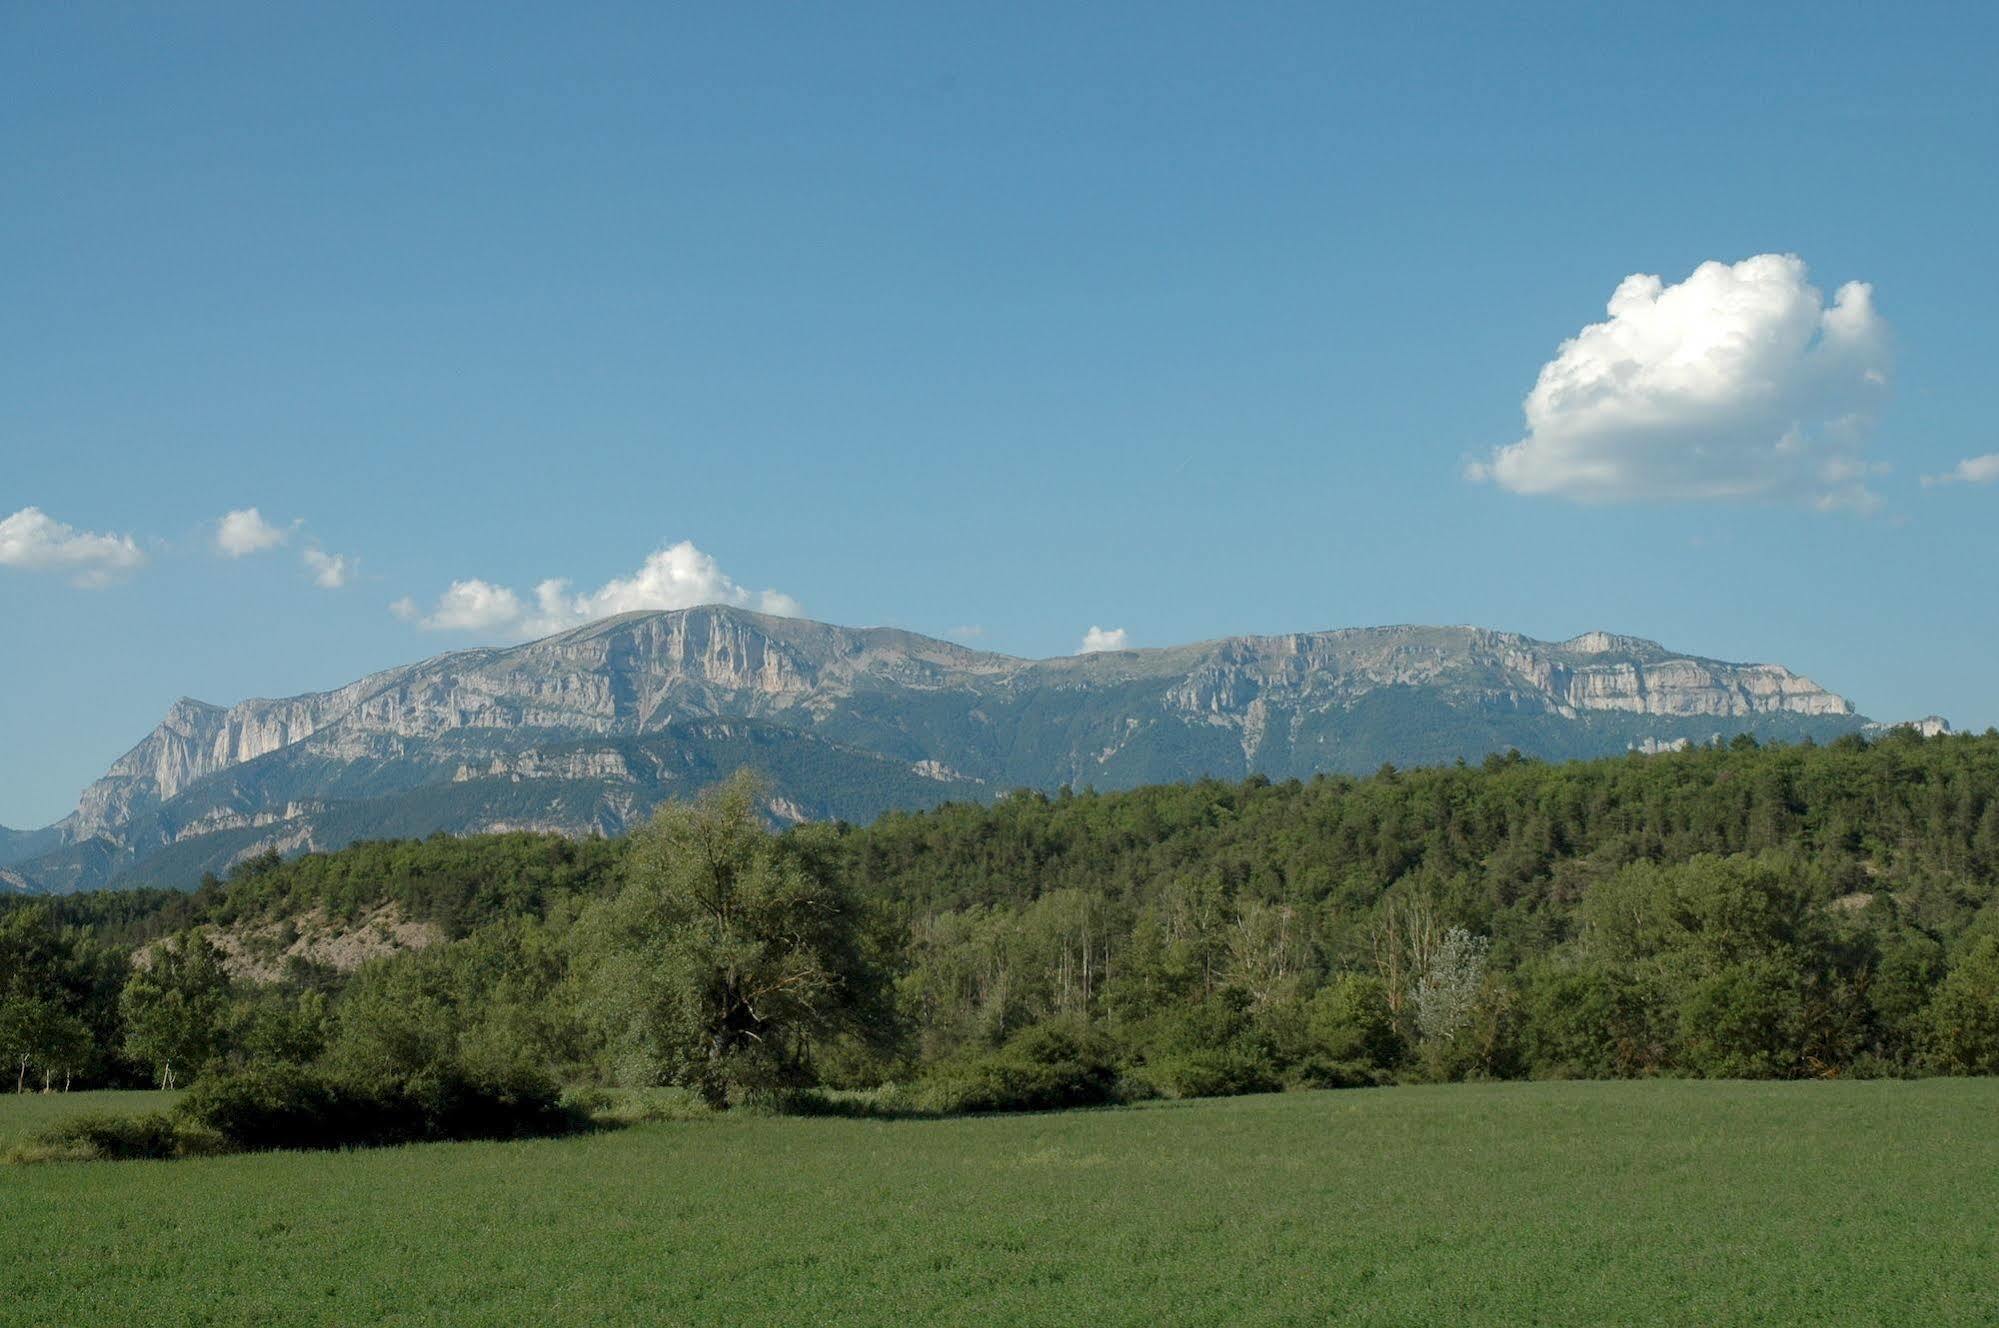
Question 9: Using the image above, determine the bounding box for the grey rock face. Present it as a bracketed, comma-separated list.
[21, 606, 1865, 892]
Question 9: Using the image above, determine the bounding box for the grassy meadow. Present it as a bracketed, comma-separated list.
[4, 1080, 1996, 1326]
[0, 1089, 179, 1149]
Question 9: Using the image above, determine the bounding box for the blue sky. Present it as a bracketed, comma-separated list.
[4, 2, 1996, 827]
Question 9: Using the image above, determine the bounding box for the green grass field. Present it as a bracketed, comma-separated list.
[0, 1089, 179, 1148]
[3, 1081, 1995, 1326]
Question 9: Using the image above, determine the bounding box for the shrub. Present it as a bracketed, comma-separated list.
[415, 1063, 576, 1141]
[576, 1085, 714, 1125]
[1307, 974, 1403, 1069]
[22, 1111, 197, 1162]
[1518, 962, 1662, 1079]
[178, 1064, 349, 1151]
[1291, 1057, 1391, 1090]
[1927, 936, 1999, 1075]
[175, 1062, 579, 1153]
[1137, 1048, 1281, 1100]
[916, 1020, 1122, 1114]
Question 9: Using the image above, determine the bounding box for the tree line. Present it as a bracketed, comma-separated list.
[6, 730, 1999, 1154]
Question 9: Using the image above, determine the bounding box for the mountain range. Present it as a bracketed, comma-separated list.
[1, 605, 1886, 894]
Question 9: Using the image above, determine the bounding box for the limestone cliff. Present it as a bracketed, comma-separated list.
[22, 606, 1868, 893]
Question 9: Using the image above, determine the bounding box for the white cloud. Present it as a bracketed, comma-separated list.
[214, 507, 291, 557]
[302, 548, 352, 589]
[1468, 254, 1892, 511]
[1922, 453, 1999, 487]
[396, 579, 523, 632]
[947, 625, 987, 641]
[1079, 626, 1129, 653]
[0, 507, 147, 587]
[394, 541, 801, 637]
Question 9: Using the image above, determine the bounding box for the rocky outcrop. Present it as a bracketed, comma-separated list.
[157, 905, 442, 984]
[1160, 627, 1852, 720]
[1868, 715, 1953, 739]
[19, 606, 1873, 893]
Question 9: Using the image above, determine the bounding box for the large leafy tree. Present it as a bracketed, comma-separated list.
[1, 995, 90, 1093]
[0, 907, 115, 1091]
[121, 930, 232, 1089]
[1927, 935, 1999, 1074]
[579, 771, 880, 1105]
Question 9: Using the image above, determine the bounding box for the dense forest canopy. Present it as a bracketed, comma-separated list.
[8, 731, 1999, 1150]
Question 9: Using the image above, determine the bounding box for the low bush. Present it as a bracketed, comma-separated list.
[1136, 1048, 1282, 1100]
[1292, 1057, 1393, 1090]
[17, 1110, 212, 1163]
[405, 1063, 579, 1142]
[174, 1062, 582, 1154]
[916, 1021, 1123, 1114]
[1307, 974, 1404, 1070]
[178, 1065, 349, 1151]
[568, 1084, 716, 1125]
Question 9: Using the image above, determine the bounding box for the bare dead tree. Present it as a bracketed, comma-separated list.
[1369, 894, 1442, 1039]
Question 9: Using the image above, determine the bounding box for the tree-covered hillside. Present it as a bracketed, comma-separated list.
[8, 731, 1999, 1139]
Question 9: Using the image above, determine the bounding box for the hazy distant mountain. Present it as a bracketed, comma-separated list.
[0, 824, 60, 872]
[12, 606, 1870, 893]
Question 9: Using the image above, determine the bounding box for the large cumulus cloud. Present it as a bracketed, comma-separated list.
[0, 506, 147, 587]
[1468, 254, 1891, 511]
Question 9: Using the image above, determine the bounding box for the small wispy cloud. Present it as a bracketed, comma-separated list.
[392, 579, 522, 631]
[302, 548, 353, 589]
[1921, 453, 1999, 488]
[214, 507, 292, 557]
[1078, 625, 1129, 654]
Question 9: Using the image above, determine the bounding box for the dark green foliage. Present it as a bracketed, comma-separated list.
[119, 930, 231, 1088]
[1519, 960, 1660, 1078]
[27, 1110, 193, 1161]
[1307, 974, 1403, 1069]
[10, 734, 1999, 1122]
[1138, 1046, 1282, 1099]
[225, 988, 330, 1068]
[0, 907, 124, 1092]
[1128, 989, 1283, 1098]
[1926, 935, 1999, 1074]
[176, 1065, 346, 1151]
[576, 773, 885, 1107]
[917, 1020, 1123, 1113]
[176, 1062, 576, 1152]
[842, 734, 1999, 1086]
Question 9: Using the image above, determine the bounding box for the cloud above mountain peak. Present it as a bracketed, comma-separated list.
[392, 541, 801, 637]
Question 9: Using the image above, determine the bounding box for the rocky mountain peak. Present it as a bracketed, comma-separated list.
[15, 610, 1875, 893]
[1561, 630, 1661, 656]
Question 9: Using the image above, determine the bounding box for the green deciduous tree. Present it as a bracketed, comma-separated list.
[2, 995, 90, 1092]
[0, 906, 118, 1091]
[578, 771, 881, 1106]
[1927, 936, 1999, 1074]
[1306, 973, 1402, 1070]
[121, 930, 231, 1089]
